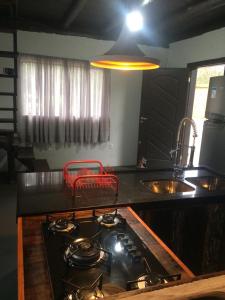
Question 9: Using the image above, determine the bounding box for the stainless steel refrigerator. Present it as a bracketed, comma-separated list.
[199, 75, 225, 174]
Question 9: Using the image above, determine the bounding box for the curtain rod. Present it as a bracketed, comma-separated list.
[19, 52, 89, 64]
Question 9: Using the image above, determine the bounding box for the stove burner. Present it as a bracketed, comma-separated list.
[127, 272, 182, 291]
[102, 214, 114, 224]
[48, 218, 77, 233]
[79, 240, 92, 251]
[97, 213, 120, 228]
[64, 238, 104, 268]
[65, 284, 125, 300]
[64, 291, 76, 300]
[136, 274, 162, 289]
[76, 287, 104, 300]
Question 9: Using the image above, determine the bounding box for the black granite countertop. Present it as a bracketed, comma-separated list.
[17, 167, 225, 217]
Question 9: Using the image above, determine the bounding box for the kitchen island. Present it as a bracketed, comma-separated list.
[17, 167, 225, 299]
[17, 167, 225, 217]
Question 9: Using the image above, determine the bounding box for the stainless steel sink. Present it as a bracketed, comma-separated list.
[141, 179, 195, 194]
[186, 176, 225, 192]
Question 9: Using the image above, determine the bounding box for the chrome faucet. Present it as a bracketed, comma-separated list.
[170, 117, 198, 178]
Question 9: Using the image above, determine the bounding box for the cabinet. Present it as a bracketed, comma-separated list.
[134, 203, 225, 275]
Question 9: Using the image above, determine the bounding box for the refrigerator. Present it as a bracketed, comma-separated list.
[199, 75, 225, 174]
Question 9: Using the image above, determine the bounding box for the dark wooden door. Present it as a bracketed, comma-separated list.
[137, 68, 189, 168]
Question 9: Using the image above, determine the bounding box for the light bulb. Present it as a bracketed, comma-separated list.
[126, 10, 143, 32]
[142, 0, 151, 6]
[114, 242, 123, 252]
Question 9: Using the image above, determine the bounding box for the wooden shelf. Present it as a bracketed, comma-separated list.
[0, 92, 15, 96]
[0, 51, 17, 58]
[0, 107, 16, 111]
[0, 28, 16, 34]
[0, 73, 17, 78]
[0, 129, 14, 135]
[0, 118, 14, 123]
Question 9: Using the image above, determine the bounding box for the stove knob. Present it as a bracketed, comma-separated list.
[123, 237, 129, 243]
[125, 242, 133, 249]
[130, 250, 142, 263]
[123, 239, 133, 248]
[127, 246, 137, 254]
[124, 244, 133, 255]
[117, 233, 125, 241]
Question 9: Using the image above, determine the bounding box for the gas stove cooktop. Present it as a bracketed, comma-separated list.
[42, 210, 181, 300]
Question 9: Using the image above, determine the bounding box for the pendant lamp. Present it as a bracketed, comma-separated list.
[90, 26, 160, 71]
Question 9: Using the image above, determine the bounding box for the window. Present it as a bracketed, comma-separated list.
[18, 55, 110, 144]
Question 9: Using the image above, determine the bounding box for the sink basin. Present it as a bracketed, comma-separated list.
[141, 179, 195, 194]
[186, 176, 225, 192]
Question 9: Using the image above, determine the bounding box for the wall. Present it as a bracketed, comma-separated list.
[3, 27, 224, 169]
[16, 30, 167, 169]
[30, 26, 225, 169]
[167, 27, 225, 67]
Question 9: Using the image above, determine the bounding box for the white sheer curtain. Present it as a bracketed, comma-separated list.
[18, 54, 110, 145]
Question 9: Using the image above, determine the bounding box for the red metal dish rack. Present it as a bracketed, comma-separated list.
[63, 160, 119, 198]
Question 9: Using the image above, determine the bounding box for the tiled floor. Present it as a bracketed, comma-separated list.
[0, 182, 17, 299]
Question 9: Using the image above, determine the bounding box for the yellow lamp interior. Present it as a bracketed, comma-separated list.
[90, 60, 160, 71]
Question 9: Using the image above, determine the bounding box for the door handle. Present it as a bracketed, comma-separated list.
[140, 116, 148, 121]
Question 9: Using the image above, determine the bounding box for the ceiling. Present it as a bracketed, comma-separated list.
[1, 0, 225, 47]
